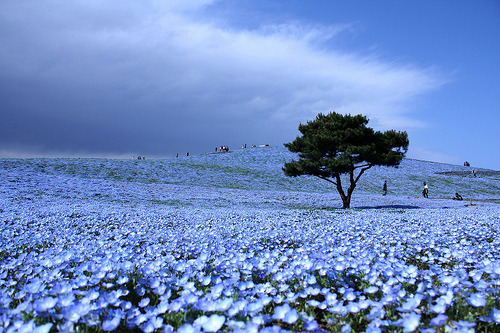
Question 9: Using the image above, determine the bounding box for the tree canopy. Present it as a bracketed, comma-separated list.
[283, 112, 409, 208]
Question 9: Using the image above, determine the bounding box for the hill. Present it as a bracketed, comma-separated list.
[1, 146, 498, 209]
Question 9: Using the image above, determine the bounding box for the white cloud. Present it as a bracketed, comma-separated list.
[144, 4, 443, 127]
[0, 0, 446, 155]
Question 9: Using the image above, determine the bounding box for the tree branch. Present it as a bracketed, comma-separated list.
[353, 163, 372, 169]
[318, 175, 337, 185]
[354, 165, 373, 184]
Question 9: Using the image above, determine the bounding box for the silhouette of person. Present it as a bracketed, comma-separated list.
[422, 182, 429, 198]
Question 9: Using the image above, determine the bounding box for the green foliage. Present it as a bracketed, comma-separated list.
[283, 112, 408, 208]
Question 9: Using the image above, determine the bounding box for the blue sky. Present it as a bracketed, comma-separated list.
[0, 0, 499, 170]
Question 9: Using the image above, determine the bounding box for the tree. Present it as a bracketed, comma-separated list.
[283, 112, 409, 209]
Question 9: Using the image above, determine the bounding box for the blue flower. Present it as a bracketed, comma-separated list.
[202, 314, 225, 332]
[57, 293, 75, 307]
[63, 302, 90, 322]
[364, 286, 379, 294]
[365, 327, 382, 333]
[272, 303, 291, 320]
[33, 297, 57, 312]
[346, 302, 360, 313]
[117, 275, 129, 285]
[177, 323, 198, 333]
[135, 285, 146, 296]
[490, 308, 500, 324]
[102, 315, 121, 331]
[283, 308, 299, 324]
[344, 290, 356, 301]
[141, 321, 155, 333]
[303, 320, 319, 331]
[402, 313, 420, 332]
[398, 294, 423, 313]
[32, 323, 53, 333]
[429, 314, 447, 326]
[341, 323, 351, 333]
[467, 293, 486, 307]
[138, 297, 150, 307]
[449, 320, 475, 332]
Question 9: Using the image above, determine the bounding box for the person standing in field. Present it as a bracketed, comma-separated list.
[382, 180, 387, 196]
[422, 182, 429, 198]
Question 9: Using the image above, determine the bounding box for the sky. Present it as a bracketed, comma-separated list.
[0, 0, 499, 169]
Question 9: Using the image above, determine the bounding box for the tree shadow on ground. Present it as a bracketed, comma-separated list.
[354, 204, 421, 210]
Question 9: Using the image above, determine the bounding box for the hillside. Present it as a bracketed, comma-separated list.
[1, 146, 498, 209]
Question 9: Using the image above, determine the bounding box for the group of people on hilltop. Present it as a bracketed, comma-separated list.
[382, 181, 464, 201]
[464, 161, 477, 177]
[216, 146, 230, 153]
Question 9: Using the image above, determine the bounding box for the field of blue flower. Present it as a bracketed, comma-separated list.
[1, 146, 499, 332]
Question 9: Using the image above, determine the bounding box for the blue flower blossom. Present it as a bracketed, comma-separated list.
[303, 320, 319, 331]
[364, 286, 379, 294]
[272, 303, 291, 320]
[365, 327, 382, 333]
[490, 308, 500, 324]
[102, 315, 121, 331]
[33, 297, 57, 312]
[177, 323, 198, 333]
[467, 293, 486, 307]
[402, 313, 420, 332]
[283, 308, 299, 324]
[202, 314, 225, 332]
[32, 323, 53, 333]
[430, 314, 447, 326]
[341, 323, 351, 333]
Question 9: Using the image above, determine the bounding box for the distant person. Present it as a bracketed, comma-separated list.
[422, 182, 429, 198]
[186, 152, 189, 156]
[176, 153, 178, 158]
[382, 180, 387, 196]
[452, 192, 463, 201]
[472, 169, 477, 177]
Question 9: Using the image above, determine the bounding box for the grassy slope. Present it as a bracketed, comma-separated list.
[0, 146, 499, 201]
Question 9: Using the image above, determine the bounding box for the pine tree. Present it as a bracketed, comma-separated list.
[283, 112, 409, 208]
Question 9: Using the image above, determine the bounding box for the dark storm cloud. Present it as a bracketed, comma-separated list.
[0, 0, 442, 157]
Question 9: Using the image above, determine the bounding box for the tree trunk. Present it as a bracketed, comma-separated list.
[341, 194, 351, 209]
[335, 173, 352, 209]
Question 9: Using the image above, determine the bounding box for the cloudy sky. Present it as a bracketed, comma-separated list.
[1, 0, 499, 169]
